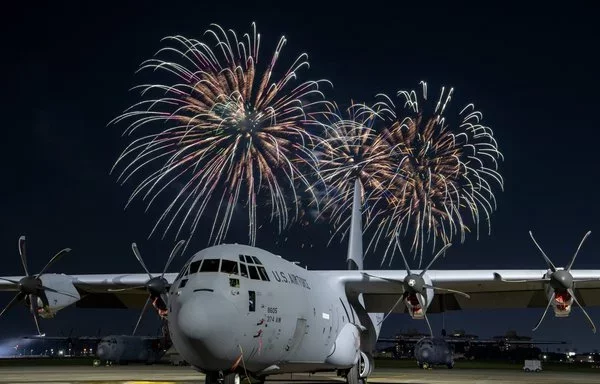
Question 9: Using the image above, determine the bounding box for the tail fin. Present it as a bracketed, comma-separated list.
[346, 180, 383, 339]
[347, 179, 364, 271]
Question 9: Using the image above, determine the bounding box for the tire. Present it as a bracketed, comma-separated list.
[346, 363, 366, 384]
[223, 373, 242, 384]
[422, 362, 429, 370]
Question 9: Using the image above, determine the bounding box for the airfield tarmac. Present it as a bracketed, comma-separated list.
[0, 366, 598, 384]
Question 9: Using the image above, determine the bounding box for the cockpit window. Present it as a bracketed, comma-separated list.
[257, 266, 270, 281]
[199, 259, 220, 272]
[244, 255, 253, 264]
[240, 263, 249, 278]
[252, 256, 262, 265]
[248, 265, 260, 280]
[239, 254, 245, 262]
[176, 260, 191, 281]
[190, 260, 202, 274]
[220, 260, 238, 275]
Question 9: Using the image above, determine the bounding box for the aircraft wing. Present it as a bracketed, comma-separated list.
[0, 273, 178, 309]
[318, 269, 600, 313]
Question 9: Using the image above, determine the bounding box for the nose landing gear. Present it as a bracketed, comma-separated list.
[205, 371, 243, 384]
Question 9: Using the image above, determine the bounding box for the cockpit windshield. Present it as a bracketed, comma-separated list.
[181, 254, 270, 281]
[200, 259, 220, 272]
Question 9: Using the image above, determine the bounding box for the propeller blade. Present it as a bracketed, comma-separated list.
[361, 272, 402, 284]
[378, 292, 409, 326]
[567, 231, 592, 271]
[133, 296, 151, 336]
[40, 285, 79, 300]
[29, 295, 42, 336]
[162, 240, 186, 278]
[131, 243, 152, 280]
[37, 248, 72, 278]
[493, 272, 550, 284]
[424, 284, 471, 299]
[394, 232, 412, 275]
[529, 231, 556, 272]
[0, 292, 25, 318]
[107, 286, 146, 293]
[18, 236, 29, 276]
[416, 293, 434, 337]
[420, 243, 452, 276]
[0, 278, 20, 286]
[568, 288, 596, 334]
[532, 292, 555, 332]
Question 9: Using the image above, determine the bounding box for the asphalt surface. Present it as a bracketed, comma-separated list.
[0, 366, 598, 383]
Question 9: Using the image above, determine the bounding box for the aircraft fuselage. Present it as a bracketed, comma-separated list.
[167, 244, 371, 376]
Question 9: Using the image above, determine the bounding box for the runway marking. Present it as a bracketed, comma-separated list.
[124, 382, 178, 384]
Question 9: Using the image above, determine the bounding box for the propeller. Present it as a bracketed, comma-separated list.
[0, 236, 72, 335]
[363, 234, 470, 337]
[495, 230, 596, 333]
[109, 240, 185, 335]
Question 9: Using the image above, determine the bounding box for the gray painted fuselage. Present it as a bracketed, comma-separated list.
[168, 244, 375, 375]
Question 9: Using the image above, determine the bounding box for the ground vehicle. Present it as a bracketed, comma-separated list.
[523, 359, 542, 372]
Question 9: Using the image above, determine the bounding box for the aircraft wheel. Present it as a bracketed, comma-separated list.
[223, 373, 242, 384]
[422, 362, 429, 370]
[346, 363, 366, 384]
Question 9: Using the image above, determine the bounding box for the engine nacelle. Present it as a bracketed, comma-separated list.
[37, 274, 80, 318]
[404, 274, 434, 320]
[325, 323, 360, 368]
[547, 286, 573, 318]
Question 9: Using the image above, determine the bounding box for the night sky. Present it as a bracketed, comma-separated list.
[2, 3, 600, 352]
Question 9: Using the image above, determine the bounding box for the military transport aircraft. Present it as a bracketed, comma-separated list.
[1, 180, 600, 384]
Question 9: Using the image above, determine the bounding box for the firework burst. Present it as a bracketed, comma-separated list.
[111, 23, 330, 246]
[366, 81, 504, 266]
[310, 103, 395, 241]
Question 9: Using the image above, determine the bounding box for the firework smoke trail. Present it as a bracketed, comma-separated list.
[110, 23, 330, 246]
[365, 81, 504, 267]
[309, 103, 396, 243]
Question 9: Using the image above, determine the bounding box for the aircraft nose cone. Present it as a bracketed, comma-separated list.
[177, 294, 238, 341]
[96, 344, 108, 359]
[417, 347, 431, 360]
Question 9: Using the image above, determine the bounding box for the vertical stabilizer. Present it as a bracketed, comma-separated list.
[347, 179, 363, 270]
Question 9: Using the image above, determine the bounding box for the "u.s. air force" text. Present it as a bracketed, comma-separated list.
[271, 271, 311, 289]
